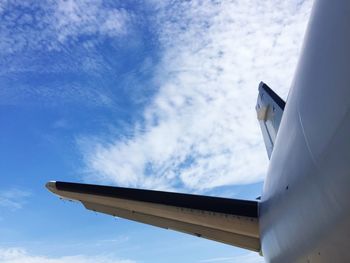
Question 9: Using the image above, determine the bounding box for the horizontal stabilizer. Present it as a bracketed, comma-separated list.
[256, 82, 285, 159]
[46, 181, 260, 252]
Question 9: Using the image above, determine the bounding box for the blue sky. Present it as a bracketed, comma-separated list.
[0, 0, 312, 262]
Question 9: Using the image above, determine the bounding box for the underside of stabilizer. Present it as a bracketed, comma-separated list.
[46, 181, 261, 252]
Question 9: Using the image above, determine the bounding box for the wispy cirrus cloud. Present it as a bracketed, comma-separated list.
[0, 0, 130, 55]
[0, 189, 31, 211]
[0, 0, 134, 107]
[81, 0, 313, 191]
[200, 252, 264, 263]
[55, 0, 129, 42]
[0, 247, 135, 263]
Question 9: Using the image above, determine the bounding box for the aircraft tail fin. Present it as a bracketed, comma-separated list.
[256, 82, 285, 159]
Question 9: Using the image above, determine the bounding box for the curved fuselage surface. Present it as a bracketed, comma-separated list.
[260, 0, 350, 262]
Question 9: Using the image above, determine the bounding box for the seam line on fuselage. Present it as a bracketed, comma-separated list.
[297, 109, 318, 168]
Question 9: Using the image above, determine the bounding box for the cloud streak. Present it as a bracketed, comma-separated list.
[0, 189, 31, 211]
[0, 0, 134, 108]
[0, 0, 130, 55]
[54, 0, 129, 43]
[200, 252, 264, 263]
[0, 247, 135, 263]
[81, 0, 313, 192]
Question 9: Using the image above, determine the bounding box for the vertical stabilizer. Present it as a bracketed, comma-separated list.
[256, 82, 285, 159]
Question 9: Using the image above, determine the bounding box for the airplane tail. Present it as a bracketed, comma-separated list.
[46, 84, 293, 255]
[256, 82, 285, 159]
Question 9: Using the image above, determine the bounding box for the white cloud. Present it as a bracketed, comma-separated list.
[54, 0, 129, 43]
[0, 0, 131, 107]
[0, 247, 135, 263]
[82, 0, 313, 192]
[0, 0, 130, 55]
[0, 189, 31, 211]
[200, 252, 264, 263]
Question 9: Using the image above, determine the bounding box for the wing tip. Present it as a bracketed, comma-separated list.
[46, 181, 57, 193]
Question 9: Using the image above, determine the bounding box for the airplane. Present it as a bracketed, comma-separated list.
[46, 0, 350, 262]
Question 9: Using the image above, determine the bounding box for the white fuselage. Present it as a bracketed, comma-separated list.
[260, 0, 350, 262]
